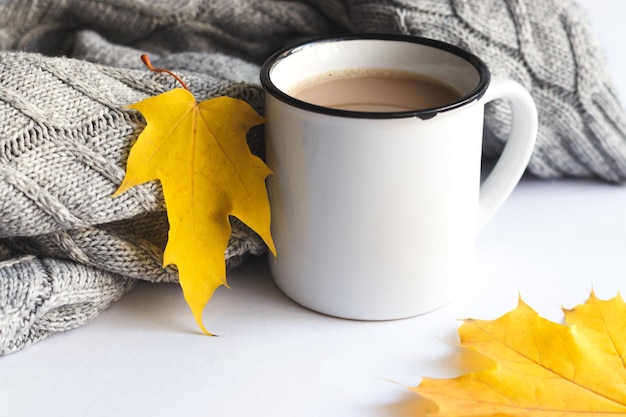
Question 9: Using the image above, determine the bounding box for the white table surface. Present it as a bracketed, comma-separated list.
[3, 1, 626, 416]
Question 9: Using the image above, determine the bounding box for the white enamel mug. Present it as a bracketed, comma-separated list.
[260, 34, 537, 320]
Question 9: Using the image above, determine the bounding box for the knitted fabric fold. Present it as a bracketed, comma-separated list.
[0, 254, 135, 355]
[1, 0, 625, 354]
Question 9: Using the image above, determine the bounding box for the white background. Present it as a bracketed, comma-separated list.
[2, 1, 626, 416]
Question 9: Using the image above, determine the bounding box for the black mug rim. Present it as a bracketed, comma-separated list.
[260, 33, 491, 120]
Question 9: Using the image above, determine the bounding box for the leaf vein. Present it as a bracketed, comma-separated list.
[473, 321, 626, 408]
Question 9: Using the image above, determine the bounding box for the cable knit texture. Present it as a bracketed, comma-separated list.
[1, 0, 625, 354]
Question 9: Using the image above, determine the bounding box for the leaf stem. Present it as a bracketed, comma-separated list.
[141, 54, 190, 91]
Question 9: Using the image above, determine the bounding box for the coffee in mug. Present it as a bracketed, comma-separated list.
[289, 69, 463, 112]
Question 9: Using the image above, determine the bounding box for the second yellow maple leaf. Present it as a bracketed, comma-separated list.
[115, 87, 276, 335]
[413, 292, 626, 416]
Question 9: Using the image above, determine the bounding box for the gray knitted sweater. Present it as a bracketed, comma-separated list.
[1, 0, 625, 355]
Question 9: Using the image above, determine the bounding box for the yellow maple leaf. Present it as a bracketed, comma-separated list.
[413, 292, 626, 416]
[114, 57, 276, 335]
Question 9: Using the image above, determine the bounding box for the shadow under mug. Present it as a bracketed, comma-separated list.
[260, 34, 537, 320]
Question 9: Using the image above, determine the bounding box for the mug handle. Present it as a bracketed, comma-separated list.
[478, 76, 538, 230]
